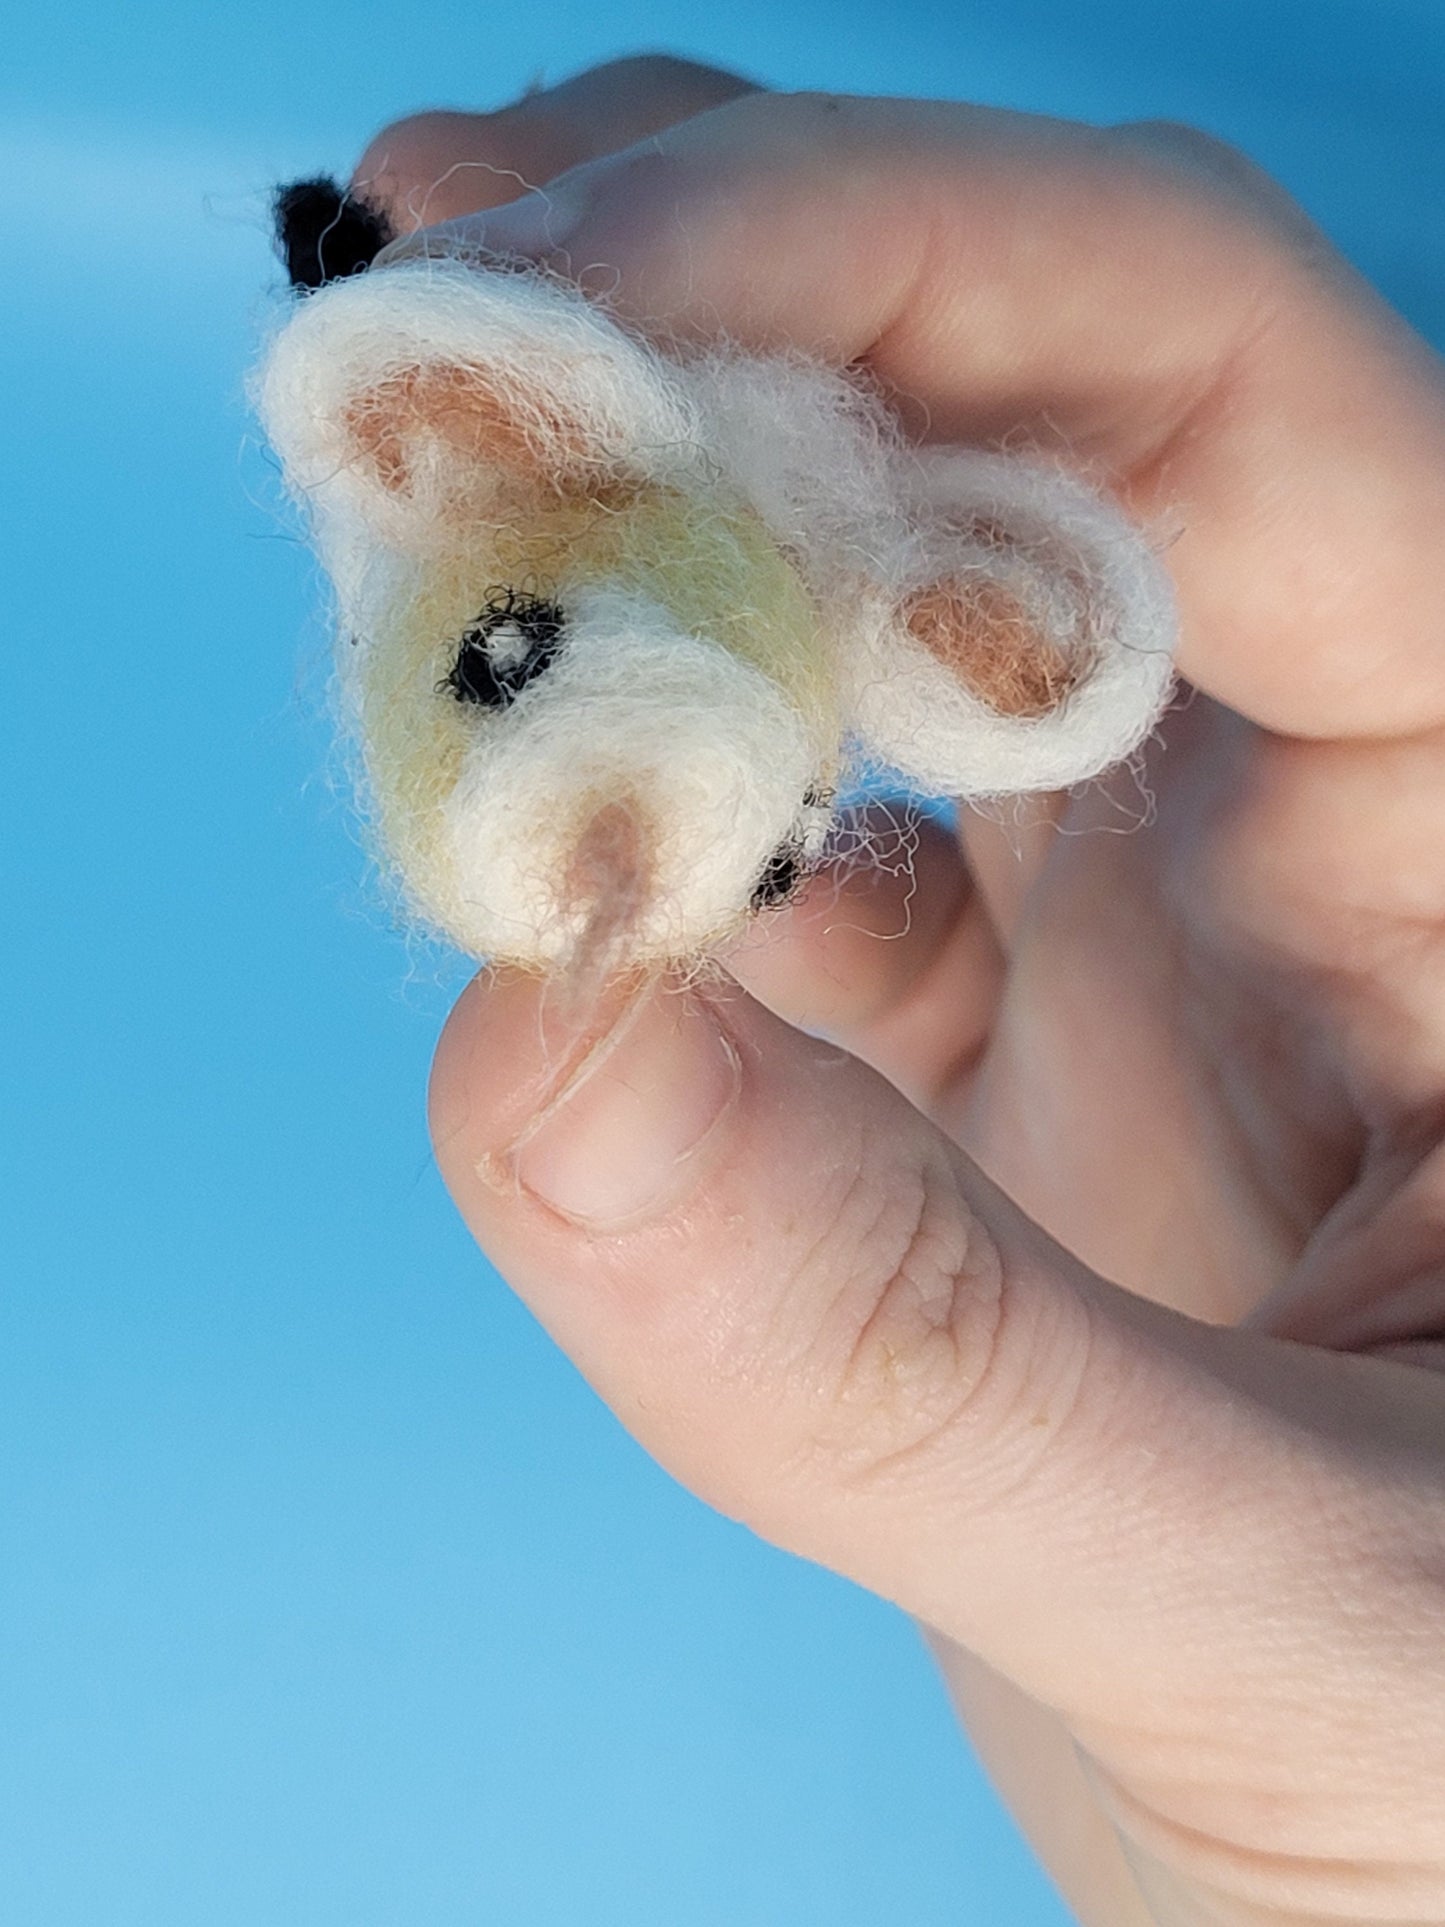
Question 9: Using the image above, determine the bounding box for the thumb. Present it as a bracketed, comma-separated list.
[428, 969, 1424, 1730]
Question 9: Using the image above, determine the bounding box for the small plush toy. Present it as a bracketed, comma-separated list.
[260, 183, 1176, 981]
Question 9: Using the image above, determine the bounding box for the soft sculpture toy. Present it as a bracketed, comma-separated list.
[259, 184, 1176, 981]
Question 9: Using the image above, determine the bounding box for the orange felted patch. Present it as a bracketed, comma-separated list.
[902, 577, 1084, 719]
[343, 361, 600, 498]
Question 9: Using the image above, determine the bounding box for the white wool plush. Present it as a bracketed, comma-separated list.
[260, 261, 701, 592]
[257, 257, 1177, 974]
[432, 584, 832, 967]
[845, 449, 1178, 795]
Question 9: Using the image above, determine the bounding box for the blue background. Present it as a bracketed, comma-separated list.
[5, 4, 1443, 1922]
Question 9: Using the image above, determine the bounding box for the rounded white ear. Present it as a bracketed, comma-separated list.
[843, 451, 1177, 796]
[256, 259, 699, 573]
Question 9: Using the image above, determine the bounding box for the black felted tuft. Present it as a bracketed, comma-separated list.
[274, 176, 395, 290]
[750, 844, 804, 911]
[442, 590, 567, 709]
[750, 787, 831, 912]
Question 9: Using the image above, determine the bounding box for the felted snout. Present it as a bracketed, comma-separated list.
[425, 586, 835, 969]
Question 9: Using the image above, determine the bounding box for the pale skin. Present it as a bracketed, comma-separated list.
[346, 56, 1445, 1926]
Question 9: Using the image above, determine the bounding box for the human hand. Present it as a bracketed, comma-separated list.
[352, 64, 1445, 1926]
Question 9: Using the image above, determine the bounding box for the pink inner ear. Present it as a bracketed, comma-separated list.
[341, 359, 604, 500]
[902, 574, 1087, 719]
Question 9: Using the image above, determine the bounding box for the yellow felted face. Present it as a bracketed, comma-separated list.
[290, 273, 842, 974]
[357, 485, 840, 962]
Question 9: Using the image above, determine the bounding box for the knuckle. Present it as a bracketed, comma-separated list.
[357, 109, 467, 173]
[1107, 118, 1322, 255]
[786, 1148, 1011, 1485]
[350, 112, 483, 222]
[592, 51, 745, 92]
[1113, 118, 1255, 180]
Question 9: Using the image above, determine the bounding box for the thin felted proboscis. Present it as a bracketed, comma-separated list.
[258, 194, 1177, 985]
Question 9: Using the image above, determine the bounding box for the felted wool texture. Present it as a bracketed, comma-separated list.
[437, 586, 828, 968]
[258, 257, 1177, 972]
[350, 496, 841, 966]
[688, 349, 915, 587]
[684, 353, 1176, 797]
[842, 449, 1178, 796]
[257, 260, 704, 596]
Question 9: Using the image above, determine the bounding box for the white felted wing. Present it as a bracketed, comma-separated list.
[256, 260, 702, 600]
[842, 450, 1177, 796]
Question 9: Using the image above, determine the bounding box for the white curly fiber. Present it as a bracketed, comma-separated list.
[258, 258, 1177, 972]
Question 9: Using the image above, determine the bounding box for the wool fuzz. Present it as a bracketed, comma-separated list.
[258, 249, 1177, 975]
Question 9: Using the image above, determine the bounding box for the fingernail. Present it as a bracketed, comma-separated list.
[508, 988, 741, 1228]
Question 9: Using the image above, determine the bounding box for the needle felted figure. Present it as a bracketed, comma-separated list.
[260, 181, 1177, 981]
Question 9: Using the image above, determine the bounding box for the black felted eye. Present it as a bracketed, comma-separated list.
[750, 845, 804, 911]
[750, 787, 833, 913]
[273, 176, 395, 290]
[441, 589, 567, 709]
